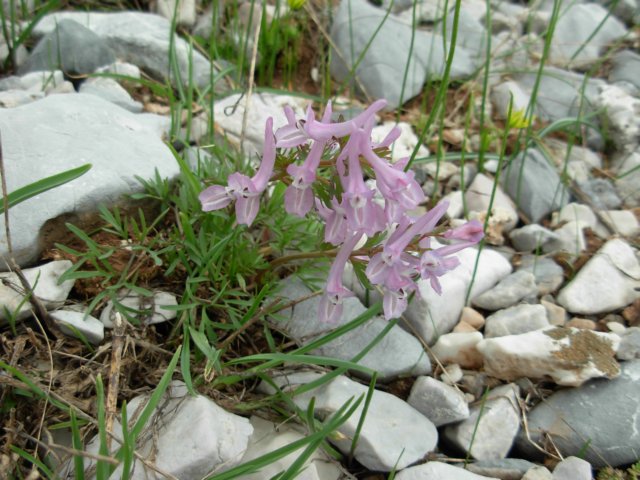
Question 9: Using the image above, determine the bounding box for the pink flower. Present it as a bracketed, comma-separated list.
[319, 232, 363, 323]
[419, 240, 477, 294]
[443, 219, 485, 243]
[199, 117, 276, 226]
[316, 197, 350, 246]
[304, 99, 387, 141]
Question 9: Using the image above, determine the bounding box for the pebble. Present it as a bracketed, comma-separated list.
[271, 276, 431, 381]
[607, 320, 627, 335]
[454, 321, 478, 333]
[566, 318, 597, 330]
[407, 376, 470, 427]
[466, 458, 538, 480]
[557, 239, 640, 314]
[554, 202, 598, 230]
[472, 271, 538, 311]
[508, 225, 563, 253]
[610, 49, 640, 92]
[522, 466, 553, 480]
[239, 416, 342, 480]
[502, 149, 570, 223]
[460, 306, 486, 329]
[431, 332, 484, 369]
[540, 299, 567, 326]
[595, 84, 640, 153]
[484, 304, 549, 338]
[155, 0, 196, 27]
[601, 209, 640, 237]
[371, 121, 430, 162]
[31, 11, 222, 91]
[465, 173, 518, 233]
[613, 149, 640, 208]
[577, 178, 623, 210]
[78, 76, 143, 113]
[552, 456, 592, 480]
[396, 461, 500, 480]
[517, 257, 564, 296]
[19, 19, 115, 75]
[441, 363, 464, 385]
[99, 289, 178, 327]
[0, 93, 177, 269]
[554, 220, 588, 256]
[50, 310, 104, 344]
[260, 371, 438, 472]
[515, 360, 640, 468]
[477, 327, 620, 387]
[443, 384, 521, 460]
[0, 260, 74, 323]
[616, 327, 640, 360]
[80, 381, 254, 478]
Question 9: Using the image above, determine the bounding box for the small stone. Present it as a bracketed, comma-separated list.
[515, 360, 640, 468]
[607, 321, 627, 335]
[522, 466, 553, 480]
[460, 306, 485, 329]
[465, 173, 518, 233]
[0, 89, 42, 107]
[472, 271, 538, 311]
[155, 0, 196, 27]
[51, 310, 104, 344]
[396, 461, 500, 480]
[0, 260, 74, 324]
[578, 178, 623, 210]
[454, 321, 478, 333]
[79, 77, 143, 113]
[99, 289, 178, 327]
[557, 239, 640, 315]
[617, 327, 640, 360]
[540, 299, 567, 326]
[443, 384, 521, 460]
[566, 318, 597, 330]
[407, 376, 470, 427]
[552, 456, 592, 480]
[484, 304, 549, 338]
[466, 458, 537, 480]
[554, 220, 588, 256]
[554, 202, 598, 228]
[260, 371, 438, 472]
[431, 332, 484, 369]
[477, 327, 620, 387]
[509, 225, 563, 253]
[441, 364, 464, 385]
[602, 210, 640, 237]
[518, 257, 564, 296]
[594, 84, 640, 152]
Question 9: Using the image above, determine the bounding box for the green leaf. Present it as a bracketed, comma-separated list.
[0, 164, 91, 214]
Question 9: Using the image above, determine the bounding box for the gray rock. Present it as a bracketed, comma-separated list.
[523, 466, 553, 480]
[75, 381, 253, 478]
[155, 0, 196, 28]
[484, 304, 549, 338]
[613, 149, 640, 207]
[19, 19, 115, 75]
[407, 376, 470, 427]
[466, 458, 538, 480]
[472, 271, 538, 311]
[478, 327, 620, 387]
[0, 93, 178, 269]
[238, 416, 342, 480]
[515, 360, 640, 468]
[617, 327, 640, 360]
[51, 310, 104, 344]
[79, 77, 143, 113]
[260, 371, 438, 472]
[397, 461, 500, 480]
[0, 70, 66, 93]
[100, 289, 178, 328]
[552, 456, 591, 480]
[548, 3, 627, 68]
[577, 178, 622, 210]
[271, 276, 430, 381]
[330, 0, 477, 109]
[509, 225, 563, 253]
[503, 149, 570, 223]
[517, 257, 564, 296]
[30, 11, 223, 91]
[0, 260, 75, 323]
[610, 50, 640, 92]
[557, 239, 640, 315]
[443, 384, 521, 460]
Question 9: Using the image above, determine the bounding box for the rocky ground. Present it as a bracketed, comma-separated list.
[1, 0, 639, 479]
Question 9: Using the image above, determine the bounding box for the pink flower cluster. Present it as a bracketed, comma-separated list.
[199, 100, 483, 322]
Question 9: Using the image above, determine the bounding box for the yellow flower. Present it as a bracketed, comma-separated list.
[507, 108, 535, 130]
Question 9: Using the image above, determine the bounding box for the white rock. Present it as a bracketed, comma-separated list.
[371, 121, 429, 162]
[472, 271, 538, 311]
[213, 93, 308, 157]
[78, 381, 253, 478]
[554, 220, 588, 256]
[557, 239, 640, 314]
[554, 202, 598, 228]
[477, 327, 621, 386]
[443, 384, 521, 460]
[407, 376, 469, 427]
[260, 371, 438, 472]
[441, 363, 464, 385]
[99, 289, 178, 327]
[601, 210, 640, 237]
[443, 190, 464, 219]
[155, 0, 196, 27]
[397, 461, 500, 480]
[552, 456, 592, 480]
[0, 89, 43, 107]
[465, 173, 518, 233]
[50, 310, 104, 344]
[484, 304, 549, 338]
[237, 416, 342, 480]
[79, 77, 143, 113]
[0, 260, 74, 323]
[431, 332, 484, 369]
[594, 84, 640, 152]
[96, 61, 141, 79]
[523, 466, 553, 480]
